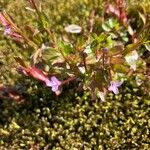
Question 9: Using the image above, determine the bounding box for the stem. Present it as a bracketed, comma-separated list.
[108, 57, 112, 81]
[58, 48, 71, 67]
[3, 12, 38, 49]
[89, 9, 96, 33]
[82, 53, 88, 73]
[29, 0, 40, 14]
[61, 76, 76, 85]
[102, 51, 105, 67]
[29, 0, 44, 27]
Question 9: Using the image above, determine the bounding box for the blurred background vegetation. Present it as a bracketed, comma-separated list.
[0, 0, 150, 149]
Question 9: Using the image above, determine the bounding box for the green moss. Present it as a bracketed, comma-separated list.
[0, 0, 150, 149]
[0, 80, 150, 149]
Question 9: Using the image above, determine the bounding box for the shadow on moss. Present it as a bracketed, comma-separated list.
[0, 78, 150, 149]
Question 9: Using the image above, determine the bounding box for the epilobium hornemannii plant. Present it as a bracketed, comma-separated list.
[0, 0, 150, 101]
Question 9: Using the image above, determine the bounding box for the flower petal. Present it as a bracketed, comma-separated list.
[45, 80, 53, 87]
[116, 81, 122, 87]
[65, 24, 82, 33]
[108, 85, 114, 91]
[51, 85, 59, 92]
[51, 76, 61, 86]
[112, 87, 119, 94]
[4, 27, 11, 35]
[0, 13, 10, 26]
[108, 81, 122, 94]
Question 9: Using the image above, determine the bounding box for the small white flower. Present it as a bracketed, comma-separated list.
[125, 50, 139, 71]
[77, 63, 85, 74]
[84, 45, 92, 54]
[41, 43, 50, 50]
[64, 24, 82, 33]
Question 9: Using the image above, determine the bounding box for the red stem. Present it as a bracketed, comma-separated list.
[61, 76, 76, 85]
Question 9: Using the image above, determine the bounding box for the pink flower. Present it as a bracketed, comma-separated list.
[0, 12, 22, 41]
[4, 26, 22, 41]
[106, 4, 120, 17]
[18, 66, 51, 85]
[4, 26, 11, 35]
[105, 1, 127, 24]
[108, 81, 122, 94]
[0, 12, 10, 26]
[18, 67, 61, 92]
[25, 67, 51, 85]
[47, 76, 61, 92]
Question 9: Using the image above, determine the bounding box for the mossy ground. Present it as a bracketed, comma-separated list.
[0, 0, 150, 149]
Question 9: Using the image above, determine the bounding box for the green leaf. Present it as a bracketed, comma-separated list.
[91, 33, 107, 49]
[102, 18, 118, 32]
[106, 36, 113, 48]
[144, 43, 150, 51]
[139, 12, 146, 25]
[43, 48, 60, 61]
[124, 40, 144, 55]
[102, 23, 111, 32]
[108, 18, 117, 28]
[109, 45, 124, 56]
[14, 57, 28, 67]
[38, 12, 49, 30]
[113, 64, 129, 73]
[122, 36, 129, 42]
[97, 33, 107, 43]
[58, 41, 74, 56]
